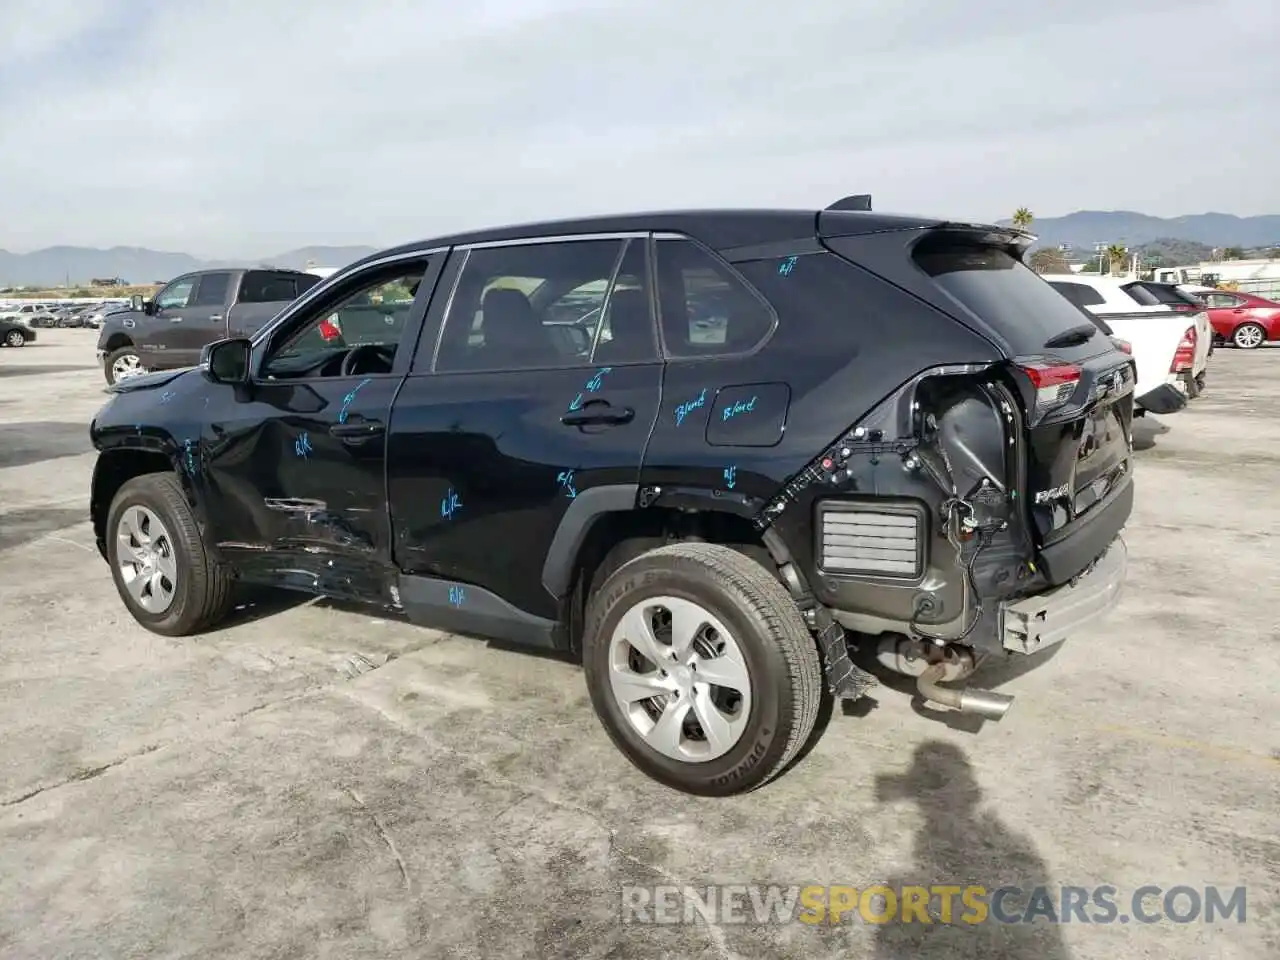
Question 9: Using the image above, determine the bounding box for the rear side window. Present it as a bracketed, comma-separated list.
[654, 239, 776, 358]
[192, 272, 232, 308]
[915, 245, 1108, 355]
[1205, 293, 1244, 308]
[435, 239, 658, 373]
[241, 271, 304, 303]
[1050, 281, 1105, 308]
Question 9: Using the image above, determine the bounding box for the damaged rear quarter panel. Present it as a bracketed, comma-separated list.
[644, 249, 1004, 584]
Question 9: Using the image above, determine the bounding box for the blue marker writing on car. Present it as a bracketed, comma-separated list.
[722, 396, 758, 422]
[674, 388, 708, 426]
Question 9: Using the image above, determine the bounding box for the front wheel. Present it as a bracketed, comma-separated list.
[4, 329, 26, 347]
[582, 542, 822, 796]
[1233, 323, 1265, 350]
[105, 346, 146, 384]
[106, 473, 234, 636]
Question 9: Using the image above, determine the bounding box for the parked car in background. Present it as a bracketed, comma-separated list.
[80, 302, 131, 330]
[1044, 274, 1205, 408]
[0, 318, 36, 347]
[54, 306, 91, 327]
[1185, 289, 1280, 350]
[95, 269, 322, 384]
[0, 302, 54, 325]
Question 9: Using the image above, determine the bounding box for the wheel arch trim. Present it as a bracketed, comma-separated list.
[542, 483, 640, 598]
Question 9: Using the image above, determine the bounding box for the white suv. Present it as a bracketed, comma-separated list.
[1043, 275, 1209, 412]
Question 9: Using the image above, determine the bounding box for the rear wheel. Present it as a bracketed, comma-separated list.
[1233, 323, 1265, 350]
[582, 542, 821, 796]
[4, 329, 26, 347]
[107, 473, 234, 636]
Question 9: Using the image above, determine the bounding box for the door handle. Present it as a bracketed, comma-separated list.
[561, 404, 635, 426]
[330, 420, 385, 443]
[167, 317, 183, 323]
[210, 314, 224, 321]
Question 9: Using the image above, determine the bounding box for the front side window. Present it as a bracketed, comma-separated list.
[192, 272, 232, 308]
[435, 239, 654, 373]
[654, 239, 776, 358]
[262, 263, 428, 379]
[155, 277, 196, 309]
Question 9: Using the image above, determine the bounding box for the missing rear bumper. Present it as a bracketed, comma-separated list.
[1000, 537, 1127, 655]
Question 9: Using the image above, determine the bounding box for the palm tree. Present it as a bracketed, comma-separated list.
[1012, 207, 1034, 230]
[1106, 244, 1128, 275]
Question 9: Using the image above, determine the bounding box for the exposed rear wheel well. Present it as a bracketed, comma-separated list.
[565, 508, 777, 654]
[91, 450, 173, 556]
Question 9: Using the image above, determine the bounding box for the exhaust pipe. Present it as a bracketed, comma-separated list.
[917, 663, 1014, 720]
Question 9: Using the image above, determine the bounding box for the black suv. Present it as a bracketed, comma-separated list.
[89, 201, 1135, 795]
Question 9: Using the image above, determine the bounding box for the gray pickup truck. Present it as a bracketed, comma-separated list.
[95, 268, 322, 384]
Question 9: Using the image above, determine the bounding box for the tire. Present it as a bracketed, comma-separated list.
[106, 473, 234, 636]
[582, 542, 822, 796]
[4, 329, 26, 347]
[105, 345, 145, 385]
[1232, 323, 1265, 350]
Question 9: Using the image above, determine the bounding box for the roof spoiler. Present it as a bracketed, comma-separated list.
[825, 194, 873, 212]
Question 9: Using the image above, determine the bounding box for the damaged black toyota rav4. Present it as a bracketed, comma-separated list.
[90, 199, 1134, 795]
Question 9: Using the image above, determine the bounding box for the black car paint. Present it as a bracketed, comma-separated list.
[90, 209, 1133, 656]
[95, 268, 318, 376]
[1, 319, 35, 344]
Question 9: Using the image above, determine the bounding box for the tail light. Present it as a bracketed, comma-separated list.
[1171, 326, 1197, 372]
[1016, 360, 1082, 418]
[1110, 336, 1132, 355]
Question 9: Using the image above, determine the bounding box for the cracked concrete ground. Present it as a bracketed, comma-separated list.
[1, 330, 1277, 959]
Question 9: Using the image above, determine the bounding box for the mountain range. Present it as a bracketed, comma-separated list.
[4, 211, 1280, 286]
[0, 245, 379, 287]
[995, 211, 1280, 254]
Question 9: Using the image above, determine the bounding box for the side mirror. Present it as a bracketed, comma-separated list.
[131, 294, 145, 312]
[202, 337, 252, 385]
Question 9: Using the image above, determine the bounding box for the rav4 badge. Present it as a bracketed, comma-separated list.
[1033, 482, 1070, 504]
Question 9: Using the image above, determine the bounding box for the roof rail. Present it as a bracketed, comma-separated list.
[825, 194, 872, 212]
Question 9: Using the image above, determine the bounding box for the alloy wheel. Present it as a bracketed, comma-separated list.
[1233, 325, 1264, 349]
[112, 353, 145, 380]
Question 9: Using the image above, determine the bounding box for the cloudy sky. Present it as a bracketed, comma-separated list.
[1, 0, 1276, 258]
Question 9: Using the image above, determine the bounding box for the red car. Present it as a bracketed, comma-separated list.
[1194, 290, 1280, 350]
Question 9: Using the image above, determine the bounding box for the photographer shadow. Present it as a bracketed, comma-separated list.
[873, 742, 1071, 959]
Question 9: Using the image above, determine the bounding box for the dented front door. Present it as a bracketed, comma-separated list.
[201, 374, 397, 598]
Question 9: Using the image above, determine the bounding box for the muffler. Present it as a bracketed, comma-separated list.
[916, 662, 1014, 720]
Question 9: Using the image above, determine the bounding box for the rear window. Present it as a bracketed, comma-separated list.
[1050, 281, 1105, 308]
[914, 244, 1109, 354]
[1123, 282, 1198, 307]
